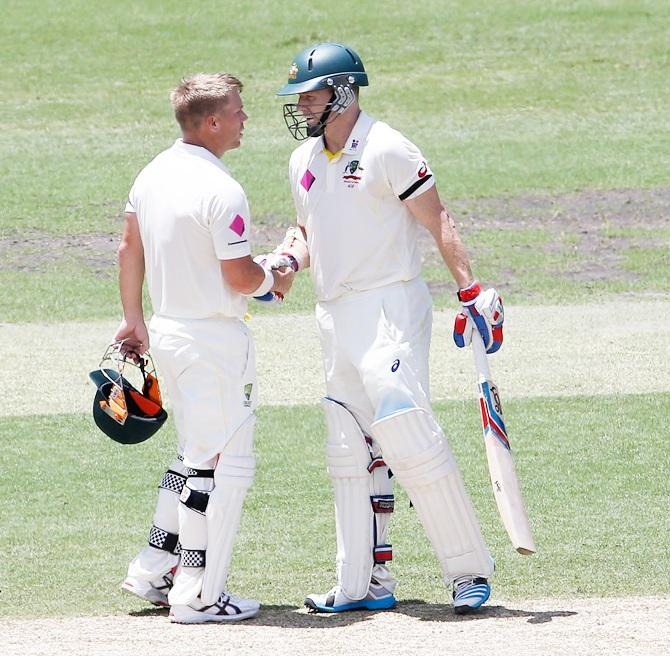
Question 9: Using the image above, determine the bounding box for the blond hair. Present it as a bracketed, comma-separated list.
[170, 73, 243, 131]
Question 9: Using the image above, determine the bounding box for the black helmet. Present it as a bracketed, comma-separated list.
[277, 43, 367, 140]
[89, 343, 167, 445]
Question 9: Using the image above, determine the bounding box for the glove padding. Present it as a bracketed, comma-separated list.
[263, 252, 299, 272]
[454, 282, 504, 354]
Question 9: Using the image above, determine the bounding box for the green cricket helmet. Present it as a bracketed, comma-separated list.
[89, 343, 167, 445]
[277, 43, 368, 140]
[277, 43, 368, 96]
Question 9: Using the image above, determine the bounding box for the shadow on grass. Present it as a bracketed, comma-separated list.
[126, 601, 576, 628]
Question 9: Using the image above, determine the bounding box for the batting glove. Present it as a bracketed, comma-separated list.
[455, 281, 504, 353]
[254, 252, 299, 272]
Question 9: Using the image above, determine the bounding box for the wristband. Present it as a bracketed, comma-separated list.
[457, 280, 481, 304]
[248, 266, 274, 297]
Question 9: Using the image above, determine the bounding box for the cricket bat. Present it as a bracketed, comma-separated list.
[471, 332, 536, 555]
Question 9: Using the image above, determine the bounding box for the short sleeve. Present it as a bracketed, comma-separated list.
[125, 183, 136, 213]
[209, 187, 253, 260]
[382, 132, 435, 201]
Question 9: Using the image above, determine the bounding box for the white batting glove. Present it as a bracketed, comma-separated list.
[454, 281, 504, 354]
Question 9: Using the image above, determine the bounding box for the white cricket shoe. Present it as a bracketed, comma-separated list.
[304, 580, 397, 613]
[169, 592, 260, 623]
[120, 570, 174, 607]
[452, 576, 491, 614]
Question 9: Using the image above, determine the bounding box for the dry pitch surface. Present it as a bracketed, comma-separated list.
[2, 299, 670, 654]
[5, 597, 670, 656]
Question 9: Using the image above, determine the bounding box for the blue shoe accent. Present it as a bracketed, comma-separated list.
[305, 585, 397, 613]
[453, 577, 491, 614]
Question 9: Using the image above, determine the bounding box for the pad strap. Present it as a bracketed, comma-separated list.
[181, 549, 206, 568]
[159, 469, 187, 494]
[148, 525, 180, 554]
[179, 486, 210, 515]
[185, 468, 215, 478]
[371, 495, 395, 514]
[374, 544, 393, 564]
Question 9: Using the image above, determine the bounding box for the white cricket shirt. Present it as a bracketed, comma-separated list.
[126, 139, 252, 320]
[288, 111, 435, 302]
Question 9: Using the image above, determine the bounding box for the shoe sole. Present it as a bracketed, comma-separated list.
[304, 596, 397, 613]
[120, 581, 169, 607]
[169, 605, 260, 623]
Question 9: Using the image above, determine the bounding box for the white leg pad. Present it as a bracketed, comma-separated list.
[168, 468, 214, 606]
[127, 458, 186, 583]
[201, 416, 256, 605]
[323, 397, 391, 600]
[371, 408, 494, 582]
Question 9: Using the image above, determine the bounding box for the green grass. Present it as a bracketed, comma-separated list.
[1, 0, 670, 322]
[2, 0, 669, 234]
[1, 392, 668, 618]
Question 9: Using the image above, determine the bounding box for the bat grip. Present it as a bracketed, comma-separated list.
[471, 331, 492, 381]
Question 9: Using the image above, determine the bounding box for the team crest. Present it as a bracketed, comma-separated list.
[288, 63, 298, 80]
[342, 160, 363, 188]
[243, 383, 253, 407]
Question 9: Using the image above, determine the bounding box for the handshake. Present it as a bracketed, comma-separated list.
[252, 253, 297, 305]
[252, 227, 309, 305]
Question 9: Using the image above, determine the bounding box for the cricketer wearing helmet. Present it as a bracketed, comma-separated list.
[269, 43, 505, 614]
[114, 73, 294, 624]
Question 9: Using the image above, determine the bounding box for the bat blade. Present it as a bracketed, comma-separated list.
[472, 334, 536, 555]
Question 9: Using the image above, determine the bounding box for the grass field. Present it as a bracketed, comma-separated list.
[1, 3, 670, 651]
[2, 393, 669, 617]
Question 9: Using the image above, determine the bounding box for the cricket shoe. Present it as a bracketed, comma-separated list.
[304, 580, 397, 613]
[120, 569, 174, 607]
[169, 592, 260, 623]
[452, 576, 491, 614]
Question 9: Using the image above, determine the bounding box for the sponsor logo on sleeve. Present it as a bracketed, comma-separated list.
[300, 169, 316, 191]
[229, 214, 246, 236]
[417, 161, 428, 178]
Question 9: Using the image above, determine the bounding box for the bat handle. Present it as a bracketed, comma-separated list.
[471, 331, 492, 381]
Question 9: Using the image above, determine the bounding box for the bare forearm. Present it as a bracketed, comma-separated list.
[405, 187, 475, 290]
[435, 209, 475, 289]
[118, 243, 145, 320]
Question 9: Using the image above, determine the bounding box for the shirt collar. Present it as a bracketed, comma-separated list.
[341, 111, 375, 155]
[173, 138, 230, 174]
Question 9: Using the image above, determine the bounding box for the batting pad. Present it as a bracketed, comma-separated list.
[126, 457, 186, 585]
[200, 415, 256, 605]
[371, 408, 494, 582]
[169, 467, 214, 606]
[154, 458, 188, 541]
[322, 397, 378, 600]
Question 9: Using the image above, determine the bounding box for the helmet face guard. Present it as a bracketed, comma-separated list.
[282, 75, 360, 141]
[89, 342, 167, 445]
[278, 43, 367, 141]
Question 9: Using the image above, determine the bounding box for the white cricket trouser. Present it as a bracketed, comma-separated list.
[125, 314, 257, 596]
[149, 314, 257, 468]
[316, 278, 431, 592]
[316, 277, 493, 588]
[316, 277, 433, 428]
